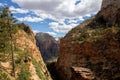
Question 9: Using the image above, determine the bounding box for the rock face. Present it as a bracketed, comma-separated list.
[36, 33, 59, 62]
[96, 0, 120, 26]
[101, 0, 120, 9]
[56, 0, 120, 80]
[15, 27, 52, 80]
[71, 67, 95, 80]
[15, 28, 42, 63]
[0, 24, 52, 80]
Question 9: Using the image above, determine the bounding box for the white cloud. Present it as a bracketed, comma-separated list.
[17, 16, 43, 22]
[33, 30, 40, 34]
[0, 3, 7, 6]
[67, 17, 84, 24]
[9, 6, 29, 14]
[12, 0, 62, 11]
[46, 31, 57, 37]
[33, 10, 56, 20]
[0, 3, 3, 6]
[12, 0, 102, 34]
[49, 22, 78, 33]
[12, 0, 102, 19]
[68, 19, 78, 24]
[74, 0, 102, 16]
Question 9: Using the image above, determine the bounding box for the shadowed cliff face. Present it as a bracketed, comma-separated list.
[96, 0, 120, 26]
[56, 0, 120, 80]
[36, 33, 59, 62]
[101, 0, 120, 9]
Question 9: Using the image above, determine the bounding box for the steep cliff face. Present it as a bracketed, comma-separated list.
[36, 33, 59, 62]
[56, 0, 120, 80]
[101, 0, 120, 9]
[96, 0, 120, 26]
[0, 24, 52, 80]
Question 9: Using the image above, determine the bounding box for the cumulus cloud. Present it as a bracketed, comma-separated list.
[17, 16, 43, 22]
[74, 0, 102, 16]
[46, 31, 57, 37]
[49, 22, 78, 33]
[67, 17, 84, 24]
[11, 0, 102, 33]
[12, 0, 62, 11]
[33, 30, 40, 34]
[9, 6, 29, 14]
[12, 0, 102, 19]
[0, 3, 3, 6]
[0, 2, 8, 7]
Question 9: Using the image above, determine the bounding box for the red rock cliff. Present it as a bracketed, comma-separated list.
[56, 0, 120, 80]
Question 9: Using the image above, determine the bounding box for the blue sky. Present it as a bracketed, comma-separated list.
[0, 0, 102, 37]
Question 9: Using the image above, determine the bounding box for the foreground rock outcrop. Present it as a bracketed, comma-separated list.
[71, 67, 95, 80]
[56, 0, 120, 80]
[36, 33, 59, 62]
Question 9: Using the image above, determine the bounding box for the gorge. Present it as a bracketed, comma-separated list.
[0, 0, 120, 80]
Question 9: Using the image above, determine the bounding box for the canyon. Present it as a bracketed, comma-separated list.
[0, 0, 120, 80]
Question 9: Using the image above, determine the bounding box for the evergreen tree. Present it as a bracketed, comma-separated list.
[0, 7, 18, 77]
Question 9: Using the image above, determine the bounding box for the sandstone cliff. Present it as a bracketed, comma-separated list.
[36, 32, 59, 62]
[56, 0, 120, 80]
[0, 23, 52, 80]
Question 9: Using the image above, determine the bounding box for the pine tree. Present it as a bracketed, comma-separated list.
[0, 7, 18, 77]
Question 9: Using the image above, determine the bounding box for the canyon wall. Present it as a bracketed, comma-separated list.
[56, 0, 120, 80]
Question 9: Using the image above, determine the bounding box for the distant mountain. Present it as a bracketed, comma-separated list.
[36, 32, 59, 62]
[56, 0, 120, 80]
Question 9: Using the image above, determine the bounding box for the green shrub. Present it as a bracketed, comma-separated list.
[0, 69, 10, 80]
[32, 58, 49, 80]
[17, 64, 30, 80]
[15, 48, 31, 80]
